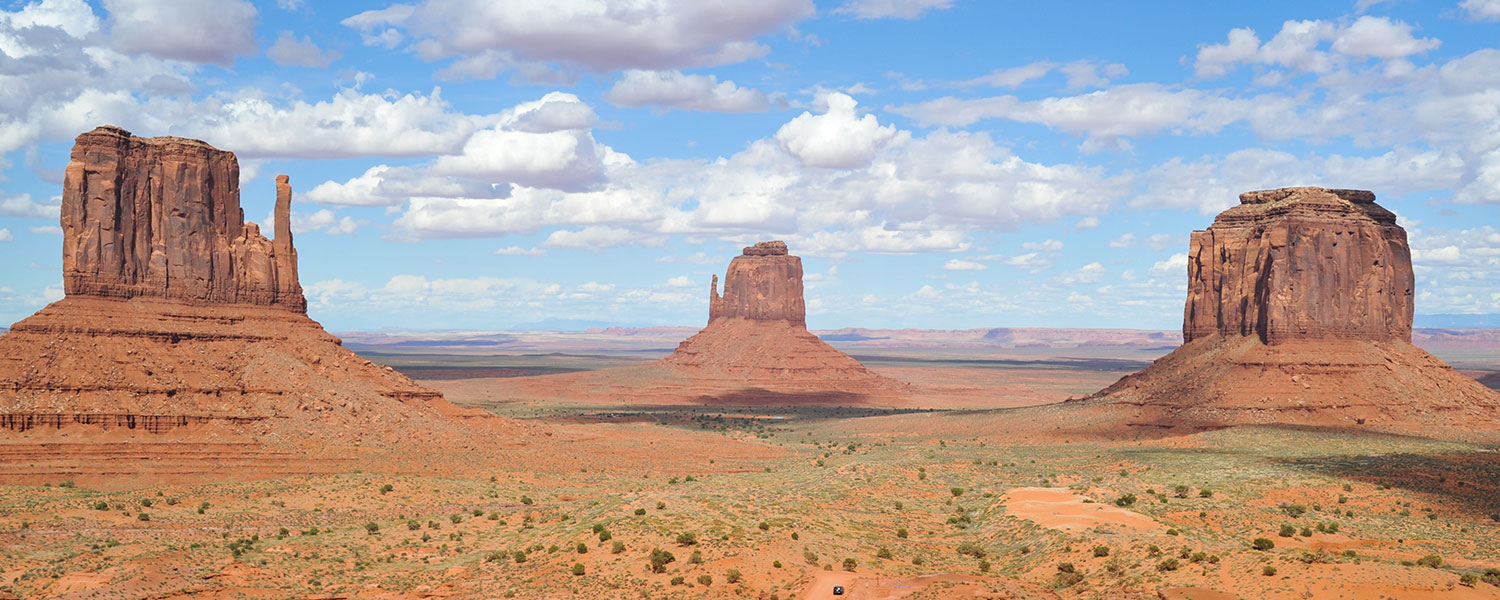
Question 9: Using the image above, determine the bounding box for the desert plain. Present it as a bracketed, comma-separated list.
[2, 328, 1499, 600]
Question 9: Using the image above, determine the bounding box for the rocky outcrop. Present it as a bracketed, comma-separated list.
[0, 126, 506, 485]
[1085, 187, 1500, 442]
[709, 241, 806, 326]
[1183, 187, 1413, 344]
[661, 241, 897, 390]
[61, 126, 305, 311]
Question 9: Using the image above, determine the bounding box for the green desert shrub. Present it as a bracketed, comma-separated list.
[956, 543, 986, 559]
[648, 548, 675, 573]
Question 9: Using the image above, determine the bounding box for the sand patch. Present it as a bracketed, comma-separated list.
[1002, 487, 1161, 532]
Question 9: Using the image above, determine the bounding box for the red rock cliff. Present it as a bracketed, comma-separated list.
[1182, 187, 1413, 344]
[60, 126, 305, 311]
[708, 240, 806, 327]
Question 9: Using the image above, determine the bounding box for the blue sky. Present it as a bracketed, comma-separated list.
[2, 0, 1499, 331]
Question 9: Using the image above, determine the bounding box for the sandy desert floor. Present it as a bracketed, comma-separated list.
[2, 349, 1498, 599]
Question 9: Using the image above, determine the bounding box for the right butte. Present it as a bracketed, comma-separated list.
[1183, 187, 1412, 344]
[0, 126, 510, 486]
[1083, 187, 1500, 442]
[660, 241, 899, 391]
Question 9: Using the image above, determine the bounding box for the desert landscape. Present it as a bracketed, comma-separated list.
[3, 2, 1500, 599]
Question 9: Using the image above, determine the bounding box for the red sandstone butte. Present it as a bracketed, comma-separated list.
[0, 127, 500, 486]
[1085, 187, 1500, 442]
[1183, 187, 1413, 344]
[62, 126, 304, 311]
[709, 240, 806, 326]
[661, 241, 896, 388]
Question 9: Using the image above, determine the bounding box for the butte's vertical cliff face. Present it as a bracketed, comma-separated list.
[660, 241, 894, 389]
[61, 126, 305, 311]
[1182, 187, 1412, 344]
[1085, 187, 1499, 441]
[708, 241, 806, 326]
[0, 126, 496, 485]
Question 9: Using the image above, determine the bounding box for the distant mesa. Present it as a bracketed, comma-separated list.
[660, 240, 899, 390]
[0, 126, 498, 486]
[1085, 187, 1500, 441]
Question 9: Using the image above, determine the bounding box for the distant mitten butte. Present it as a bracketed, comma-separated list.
[709, 240, 806, 326]
[660, 240, 897, 389]
[1182, 187, 1413, 344]
[61, 126, 305, 311]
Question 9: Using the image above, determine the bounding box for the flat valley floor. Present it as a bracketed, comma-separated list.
[3, 347, 1499, 599]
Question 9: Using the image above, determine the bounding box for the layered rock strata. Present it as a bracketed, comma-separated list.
[0, 127, 492, 485]
[1183, 187, 1412, 344]
[709, 240, 806, 326]
[661, 242, 895, 388]
[1087, 187, 1500, 441]
[62, 126, 304, 311]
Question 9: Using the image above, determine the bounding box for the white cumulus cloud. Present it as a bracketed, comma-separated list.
[104, 0, 258, 66]
[266, 30, 341, 67]
[604, 70, 769, 113]
[776, 93, 897, 168]
[942, 259, 986, 271]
